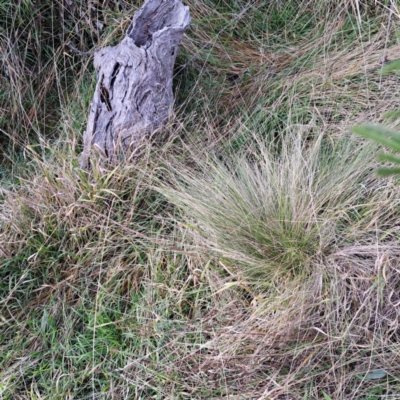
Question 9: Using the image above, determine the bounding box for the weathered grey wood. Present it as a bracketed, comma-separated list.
[80, 0, 190, 167]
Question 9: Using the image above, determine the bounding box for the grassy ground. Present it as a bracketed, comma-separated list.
[2, 0, 400, 399]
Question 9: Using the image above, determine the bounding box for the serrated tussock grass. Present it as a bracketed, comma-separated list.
[2, 0, 400, 398]
[159, 133, 397, 283]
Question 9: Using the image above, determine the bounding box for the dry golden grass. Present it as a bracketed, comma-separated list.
[2, 1, 400, 399]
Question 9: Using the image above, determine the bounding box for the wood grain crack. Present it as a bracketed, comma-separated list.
[80, 0, 190, 168]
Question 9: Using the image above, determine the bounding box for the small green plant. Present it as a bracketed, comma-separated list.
[351, 124, 400, 176]
[352, 60, 400, 177]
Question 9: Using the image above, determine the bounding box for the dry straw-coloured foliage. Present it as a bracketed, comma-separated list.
[2, 0, 400, 399]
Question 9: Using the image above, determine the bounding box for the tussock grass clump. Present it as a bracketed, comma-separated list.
[160, 133, 392, 282]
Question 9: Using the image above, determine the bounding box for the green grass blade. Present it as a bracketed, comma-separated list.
[321, 391, 333, 400]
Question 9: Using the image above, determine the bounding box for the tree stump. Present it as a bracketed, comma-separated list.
[79, 0, 190, 168]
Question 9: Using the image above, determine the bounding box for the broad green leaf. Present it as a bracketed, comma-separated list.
[363, 369, 387, 380]
[352, 125, 400, 148]
[377, 152, 400, 164]
[376, 168, 400, 177]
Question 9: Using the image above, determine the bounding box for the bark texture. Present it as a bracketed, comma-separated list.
[80, 0, 190, 167]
